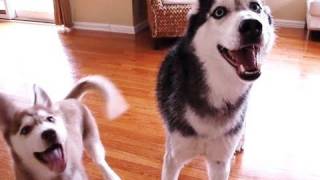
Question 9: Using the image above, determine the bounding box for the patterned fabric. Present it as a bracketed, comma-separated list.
[162, 0, 196, 5]
[147, 0, 193, 38]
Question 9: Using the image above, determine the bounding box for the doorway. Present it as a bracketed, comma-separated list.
[0, 0, 54, 22]
[15, 0, 54, 22]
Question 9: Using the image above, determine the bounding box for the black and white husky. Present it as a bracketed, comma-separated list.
[156, 0, 275, 179]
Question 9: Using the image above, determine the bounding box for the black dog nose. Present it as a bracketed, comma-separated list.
[41, 129, 57, 143]
[239, 19, 262, 39]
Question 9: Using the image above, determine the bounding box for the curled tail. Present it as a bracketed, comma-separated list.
[65, 75, 128, 120]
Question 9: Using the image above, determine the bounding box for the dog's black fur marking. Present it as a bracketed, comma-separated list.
[225, 105, 247, 136]
[264, 9, 273, 25]
[268, 14, 272, 25]
[157, 47, 199, 136]
[157, 0, 250, 137]
[183, 0, 214, 45]
[225, 116, 244, 136]
[156, 0, 215, 136]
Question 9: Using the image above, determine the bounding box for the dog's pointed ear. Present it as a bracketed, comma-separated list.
[189, 0, 214, 17]
[0, 93, 18, 130]
[198, 0, 214, 11]
[33, 84, 52, 107]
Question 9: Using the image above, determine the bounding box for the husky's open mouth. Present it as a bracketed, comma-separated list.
[218, 44, 261, 81]
[34, 144, 66, 173]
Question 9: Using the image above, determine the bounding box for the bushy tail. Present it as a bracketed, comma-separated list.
[65, 75, 128, 120]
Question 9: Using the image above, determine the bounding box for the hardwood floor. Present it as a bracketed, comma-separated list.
[0, 21, 320, 180]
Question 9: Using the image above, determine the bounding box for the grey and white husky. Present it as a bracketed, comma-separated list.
[156, 0, 275, 179]
[0, 76, 128, 180]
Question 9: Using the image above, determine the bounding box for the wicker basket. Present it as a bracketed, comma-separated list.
[147, 0, 192, 40]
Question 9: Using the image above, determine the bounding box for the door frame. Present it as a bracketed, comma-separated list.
[0, 0, 16, 19]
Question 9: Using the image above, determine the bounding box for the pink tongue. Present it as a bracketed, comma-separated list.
[43, 148, 66, 173]
[232, 47, 258, 71]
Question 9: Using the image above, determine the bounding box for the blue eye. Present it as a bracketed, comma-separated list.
[212, 7, 228, 19]
[249, 2, 262, 13]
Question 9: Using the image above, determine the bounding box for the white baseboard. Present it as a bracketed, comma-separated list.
[75, 19, 304, 34]
[73, 20, 148, 34]
[73, 22, 134, 34]
[275, 19, 305, 29]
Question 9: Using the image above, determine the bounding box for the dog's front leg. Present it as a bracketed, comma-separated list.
[206, 136, 239, 180]
[207, 160, 231, 180]
[161, 150, 185, 180]
[162, 134, 197, 180]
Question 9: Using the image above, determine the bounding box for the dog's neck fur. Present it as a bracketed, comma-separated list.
[11, 151, 35, 180]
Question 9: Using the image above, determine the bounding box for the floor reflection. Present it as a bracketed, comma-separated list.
[0, 21, 75, 105]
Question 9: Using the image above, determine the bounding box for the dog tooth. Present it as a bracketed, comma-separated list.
[239, 65, 245, 73]
[245, 70, 259, 75]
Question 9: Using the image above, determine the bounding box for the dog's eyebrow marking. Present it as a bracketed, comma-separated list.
[235, 0, 261, 10]
[234, 0, 246, 10]
[13, 109, 47, 130]
[234, 0, 252, 11]
[11, 111, 33, 135]
[10, 106, 53, 135]
[36, 109, 48, 117]
[234, 0, 241, 8]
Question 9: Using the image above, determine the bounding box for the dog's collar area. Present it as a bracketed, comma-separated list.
[217, 44, 261, 81]
[34, 143, 66, 173]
